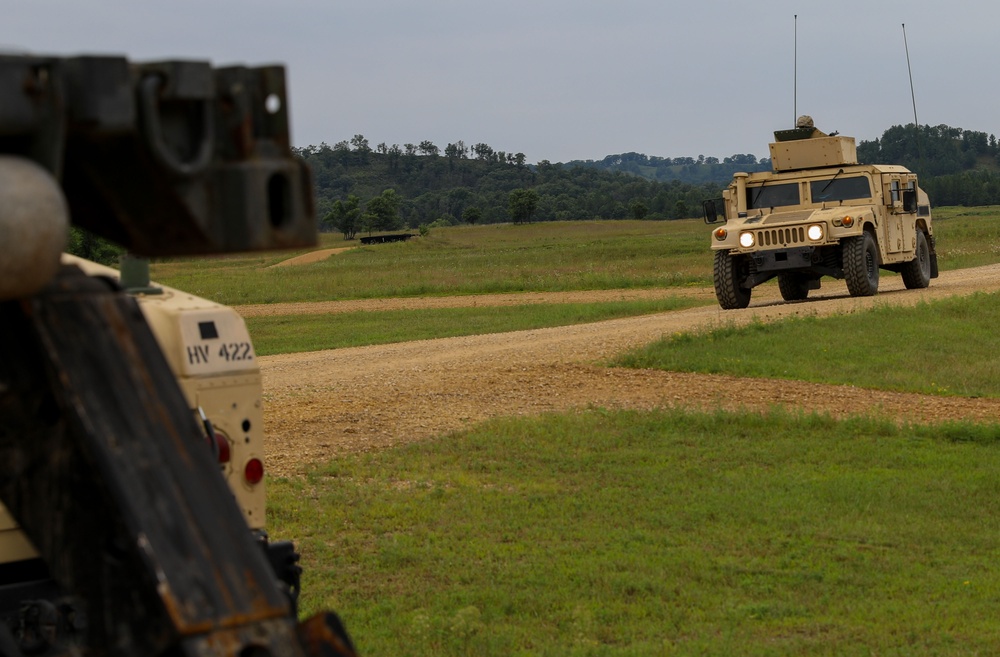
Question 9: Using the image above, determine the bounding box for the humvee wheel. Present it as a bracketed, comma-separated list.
[843, 232, 879, 297]
[777, 273, 810, 301]
[901, 230, 931, 289]
[713, 250, 751, 309]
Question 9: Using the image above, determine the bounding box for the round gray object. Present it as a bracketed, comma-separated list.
[0, 156, 69, 300]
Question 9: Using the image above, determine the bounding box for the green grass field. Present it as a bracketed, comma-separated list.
[272, 409, 1000, 656]
[151, 220, 710, 305]
[152, 211, 1000, 655]
[150, 209, 1000, 308]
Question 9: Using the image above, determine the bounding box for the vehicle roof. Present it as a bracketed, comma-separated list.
[61, 254, 224, 312]
[742, 162, 914, 182]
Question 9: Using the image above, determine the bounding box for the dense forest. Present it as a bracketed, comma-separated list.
[297, 123, 1000, 236]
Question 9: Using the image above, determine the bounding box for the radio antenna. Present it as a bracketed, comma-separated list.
[902, 23, 923, 167]
[902, 23, 918, 128]
[793, 14, 798, 125]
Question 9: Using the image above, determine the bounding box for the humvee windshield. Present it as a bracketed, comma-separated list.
[810, 176, 871, 203]
[747, 182, 799, 209]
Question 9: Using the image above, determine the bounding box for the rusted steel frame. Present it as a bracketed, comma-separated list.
[0, 55, 315, 257]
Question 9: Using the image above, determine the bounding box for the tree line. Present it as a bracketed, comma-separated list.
[857, 124, 1000, 206]
[294, 137, 726, 236]
[561, 151, 772, 184]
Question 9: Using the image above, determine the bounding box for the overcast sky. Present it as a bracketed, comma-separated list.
[6, 1, 999, 164]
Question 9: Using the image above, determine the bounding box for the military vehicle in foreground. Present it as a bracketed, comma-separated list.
[0, 254, 309, 651]
[0, 53, 354, 656]
[65, 254, 270, 533]
[704, 116, 937, 309]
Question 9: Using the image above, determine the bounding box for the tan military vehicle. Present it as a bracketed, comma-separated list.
[704, 116, 937, 309]
[0, 253, 266, 532]
[0, 254, 295, 611]
[66, 254, 267, 528]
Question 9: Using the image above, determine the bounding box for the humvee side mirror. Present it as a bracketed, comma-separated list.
[703, 199, 722, 224]
[902, 189, 918, 213]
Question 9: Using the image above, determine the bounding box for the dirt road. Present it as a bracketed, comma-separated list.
[256, 264, 1000, 476]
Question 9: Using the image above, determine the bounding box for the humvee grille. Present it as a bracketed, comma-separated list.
[758, 226, 806, 247]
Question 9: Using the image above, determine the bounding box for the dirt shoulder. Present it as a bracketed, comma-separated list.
[258, 263, 1000, 476]
[267, 247, 355, 268]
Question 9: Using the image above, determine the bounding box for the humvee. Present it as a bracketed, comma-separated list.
[0, 254, 306, 641]
[704, 116, 937, 309]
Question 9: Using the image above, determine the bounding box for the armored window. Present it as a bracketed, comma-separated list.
[811, 176, 872, 203]
[890, 180, 901, 204]
[746, 182, 800, 209]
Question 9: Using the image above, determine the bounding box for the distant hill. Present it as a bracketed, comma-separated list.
[559, 152, 771, 184]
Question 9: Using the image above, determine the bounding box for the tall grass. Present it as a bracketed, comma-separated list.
[270, 408, 1000, 656]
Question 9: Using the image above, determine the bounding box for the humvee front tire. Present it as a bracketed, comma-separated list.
[843, 232, 879, 297]
[713, 250, 751, 309]
[901, 230, 931, 289]
[777, 273, 810, 301]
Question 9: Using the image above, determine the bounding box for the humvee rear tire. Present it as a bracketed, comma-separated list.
[843, 232, 879, 297]
[713, 250, 751, 309]
[901, 230, 931, 289]
[777, 273, 810, 301]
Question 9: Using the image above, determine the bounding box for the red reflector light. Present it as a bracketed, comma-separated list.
[245, 458, 264, 485]
[215, 433, 231, 464]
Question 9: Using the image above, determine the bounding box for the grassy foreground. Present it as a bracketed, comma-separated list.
[260, 279, 1000, 654]
[272, 408, 1000, 656]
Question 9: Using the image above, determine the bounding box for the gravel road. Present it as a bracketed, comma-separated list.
[252, 264, 1000, 476]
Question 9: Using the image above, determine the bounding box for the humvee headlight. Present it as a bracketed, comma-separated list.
[739, 232, 755, 248]
[807, 224, 825, 241]
[713, 227, 728, 241]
